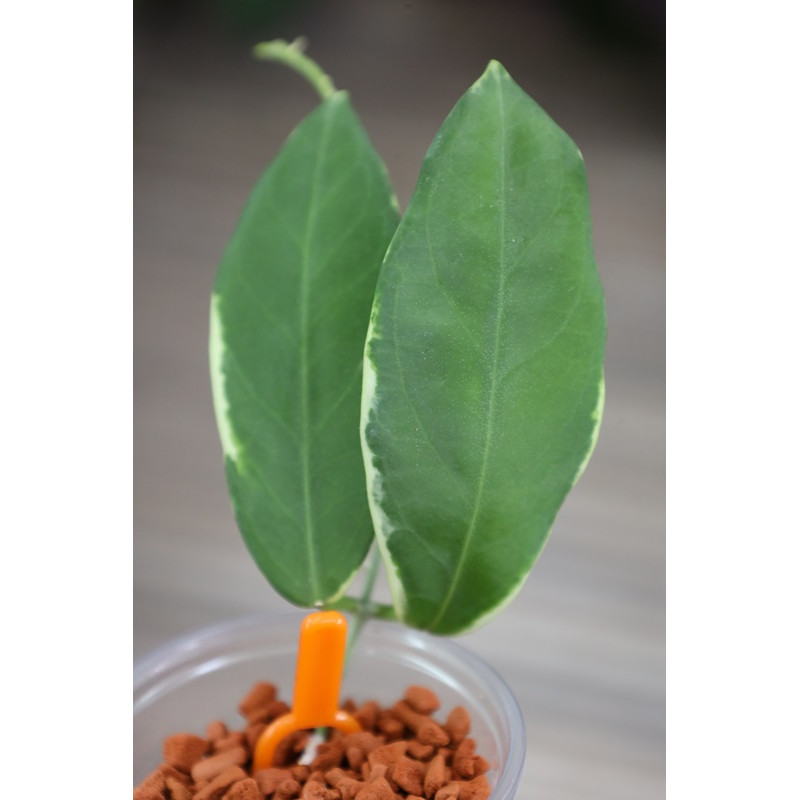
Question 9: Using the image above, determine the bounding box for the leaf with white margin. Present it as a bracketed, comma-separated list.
[361, 61, 606, 634]
[211, 92, 399, 607]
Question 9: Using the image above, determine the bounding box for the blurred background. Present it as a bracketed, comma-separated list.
[134, 1, 664, 798]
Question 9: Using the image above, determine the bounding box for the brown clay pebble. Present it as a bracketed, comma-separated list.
[159, 765, 192, 800]
[244, 707, 272, 725]
[368, 741, 407, 769]
[424, 753, 447, 797]
[195, 765, 249, 800]
[245, 722, 266, 751]
[323, 768, 350, 786]
[343, 698, 357, 713]
[343, 732, 384, 755]
[167, 782, 193, 800]
[191, 747, 249, 784]
[132, 786, 164, 800]
[392, 702, 450, 748]
[238, 681, 277, 717]
[290, 765, 310, 783]
[354, 701, 380, 730]
[355, 777, 395, 800]
[274, 730, 310, 766]
[163, 733, 208, 772]
[377, 714, 404, 739]
[403, 686, 440, 715]
[133, 769, 166, 800]
[436, 748, 454, 770]
[275, 778, 302, 800]
[266, 699, 292, 719]
[341, 781, 365, 800]
[325, 770, 364, 800]
[206, 721, 229, 742]
[159, 764, 191, 786]
[443, 707, 471, 748]
[407, 741, 434, 760]
[416, 720, 450, 748]
[434, 785, 460, 800]
[214, 731, 248, 753]
[302, 780, 329, 800]
[390, 702, 421, 730]
[224, 778, 263, 800]
[458, 775, 491, 800]
[247, 697, 290, 726]
[392, 757, 424, 796]
[346, 746, 365, 770]
[254, 767, 294, 795]
[311, 740, 345, 772]
[452, 739, 477, 780]
[473, 756, 489, 776]
[367, 763, 389, 782]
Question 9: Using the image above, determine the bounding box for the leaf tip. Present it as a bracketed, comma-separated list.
[472, 59, 513, 96]
[484, 59, 510, 80]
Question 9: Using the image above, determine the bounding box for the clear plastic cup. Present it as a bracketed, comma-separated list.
[134, 611, 525, 798]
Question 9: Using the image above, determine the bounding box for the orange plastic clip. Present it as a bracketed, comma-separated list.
[252, 611, 361, 771]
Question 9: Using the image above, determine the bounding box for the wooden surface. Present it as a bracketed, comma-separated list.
[134, 3, 664, 797]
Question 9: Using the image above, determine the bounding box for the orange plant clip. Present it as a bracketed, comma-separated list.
[252, 611, 361, 771]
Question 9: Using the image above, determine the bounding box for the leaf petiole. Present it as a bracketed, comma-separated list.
[325, 547, 398, 666]
[344, 545, 382, 668]
[330, 596, 397, 623]
[252, 38, 336, 101]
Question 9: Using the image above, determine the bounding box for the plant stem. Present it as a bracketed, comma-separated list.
[332, 596, 397, 620]
[324, 546, 399, 666]
[344, 545, 382, 667]
[252, 38, 336, 101]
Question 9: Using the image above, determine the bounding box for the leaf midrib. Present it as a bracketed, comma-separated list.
[300, 101, 336, 602]
[428, 68, 508, 629]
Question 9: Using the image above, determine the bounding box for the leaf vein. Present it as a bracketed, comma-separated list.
[389, 285, 469, 500]
[224, 349, 298, 440]
[298, 104, 337, 601]
[428, 70, 509, 629]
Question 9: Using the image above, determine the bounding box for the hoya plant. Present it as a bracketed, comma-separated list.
[210, 39, 606, 640]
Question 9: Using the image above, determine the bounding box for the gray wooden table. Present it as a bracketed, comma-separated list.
[134, 3, 664, 797]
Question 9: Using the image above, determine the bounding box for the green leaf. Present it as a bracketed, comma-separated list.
[361, 61, 606, 634]
[211, 92, 399, 607]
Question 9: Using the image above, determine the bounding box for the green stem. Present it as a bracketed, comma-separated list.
[252, 38, 336, 101]
[324, 547, 399, 665]
[344, 545, 382, 667]
[330, 596, 397, 620]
